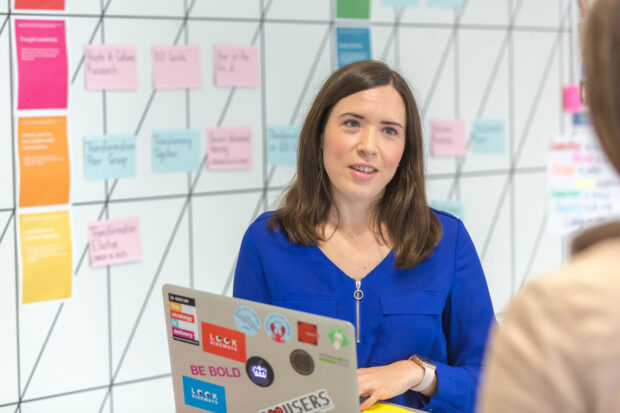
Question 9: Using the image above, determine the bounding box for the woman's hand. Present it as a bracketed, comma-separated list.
[357, 360, 429, 411]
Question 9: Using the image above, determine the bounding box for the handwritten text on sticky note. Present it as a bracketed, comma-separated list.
[84, 134, 136, 181]
[473, 119, 506, 154]
[84, 45, 138, 90]
[152, 45, 202, 89]
[431, 119, 466, 157]
[214, 44, 260, 88]
[88, 216, 143, 267]
[267, 125, 300, 166]
[152, 129, 201, 173]
[206, 127, 253, 170]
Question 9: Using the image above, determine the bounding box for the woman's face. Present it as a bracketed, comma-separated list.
[322, 85, 406, 207]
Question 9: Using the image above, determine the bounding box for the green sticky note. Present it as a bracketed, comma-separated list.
[337, 0, 370, 19]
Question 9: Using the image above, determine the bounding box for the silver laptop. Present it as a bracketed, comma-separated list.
[162, 283, 360, 412]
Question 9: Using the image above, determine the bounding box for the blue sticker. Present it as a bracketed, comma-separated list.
[171, 318, 179, 328]
[182, 376, 227, 413]
[264, 313, 292, 343]
[234, 306, 261, 336]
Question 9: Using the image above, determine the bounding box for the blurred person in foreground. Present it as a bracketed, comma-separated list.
[478, 0, 620, 411]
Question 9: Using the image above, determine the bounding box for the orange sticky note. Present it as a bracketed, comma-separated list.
[18, 116, 70, 207]
[19, 210, 72, 304]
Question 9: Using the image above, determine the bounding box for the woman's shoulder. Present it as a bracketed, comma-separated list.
[430, 207, 464, 239]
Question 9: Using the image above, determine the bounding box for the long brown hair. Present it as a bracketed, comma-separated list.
[584, 0, 620, 174]
[269, 60, 441, 268]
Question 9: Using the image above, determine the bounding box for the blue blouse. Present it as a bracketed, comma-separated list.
[233, 210, 495, 412]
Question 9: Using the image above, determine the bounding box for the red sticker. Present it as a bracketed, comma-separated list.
[298, 321, 318, 345]
[201, 322, 246, 363]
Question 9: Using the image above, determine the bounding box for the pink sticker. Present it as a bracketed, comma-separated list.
[15, 19, 68, 109]
[431, 119, 466, 157]
[206, 127, 253, 170]
[563, 84, 582, 113]
[88, 216, 143, 267]
[213, 44, 260, 88]
[172, 327, 195, 341]
[152, 45, 202, 89]
[84, 45, 138, 90]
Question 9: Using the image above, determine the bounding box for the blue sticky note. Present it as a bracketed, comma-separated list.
[473, 119, 506, 154]
[182, 376, 227, 413]
[267, 125, 301, 166]
[382, 0, 419, 6]
[427, 0, 463, 7]
[336, 27, 371, 68]
[572, 112, 590, 127]
[152, 129, 201, 173]
[84, 134, 136, 181]
[430, 199, 465, 220]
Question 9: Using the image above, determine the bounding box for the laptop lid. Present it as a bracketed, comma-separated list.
[162, 283, 360, 412]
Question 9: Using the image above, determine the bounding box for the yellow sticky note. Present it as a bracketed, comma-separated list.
[20, 210, 72, 304]
[364, 402, 425, 412]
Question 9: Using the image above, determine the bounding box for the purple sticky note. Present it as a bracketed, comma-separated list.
[431, 119, 466, 157]
[213, 44, 260, 88]
[84, 45, 138, 90]
[152, 45, 202, 90]
[15, 19, 68, 109]
[206, 127, 253, 170]
[88, 216, 143, 267]
[563, 84, 582, 113]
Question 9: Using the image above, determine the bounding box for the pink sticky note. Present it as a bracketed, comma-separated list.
[214, 44, 260, 88]
[431, 119, 466, 157]
[15, 19, 68, 110]
[88, 216, 143, 267]
[563, 84, 582, 113]
[152, 45, 202, 89]
[84, 45, 138, 90]
[206, 127, 253, 170]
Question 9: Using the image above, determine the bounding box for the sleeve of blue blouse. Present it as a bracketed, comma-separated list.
[424, 220, 496, 413]
[232, 224, 272, 304]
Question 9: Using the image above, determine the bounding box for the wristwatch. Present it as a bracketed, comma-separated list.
[408, 354, 436, 393]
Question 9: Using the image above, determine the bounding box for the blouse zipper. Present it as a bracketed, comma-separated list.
[354, 280, 364, 343]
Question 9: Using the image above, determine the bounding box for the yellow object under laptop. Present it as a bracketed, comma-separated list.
[364, 401, 425, 412]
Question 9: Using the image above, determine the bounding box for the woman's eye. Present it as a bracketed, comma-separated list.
[383, 127, 397, 136]
[344, 119, 360, 127]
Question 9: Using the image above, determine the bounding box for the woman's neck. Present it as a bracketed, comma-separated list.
[327, 198, 378, 237]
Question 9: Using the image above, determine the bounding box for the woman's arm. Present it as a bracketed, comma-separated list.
[232, 224, 272, 304]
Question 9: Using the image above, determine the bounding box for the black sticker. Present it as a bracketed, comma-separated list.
[245, 356, 274, 387]
[289, 349, 314, 376]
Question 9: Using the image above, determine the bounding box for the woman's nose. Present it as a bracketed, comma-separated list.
[357, 127, 378, 155]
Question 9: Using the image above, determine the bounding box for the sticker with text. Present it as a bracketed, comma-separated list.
[319, 353, 350, 367]
[202, 322, 247, 363]
[234, 305, 261, 336]
[265, 313, 292, 343]
[327, 326, 349, 350]
[169, 294, 199, 346]
[190, 364, 242, 378]
[297, 321, 318, 345]
[182, 376, 227, 413]
[258, 389, 335, 413]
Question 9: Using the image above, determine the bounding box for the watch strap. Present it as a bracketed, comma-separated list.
[409, 355, 436, 393]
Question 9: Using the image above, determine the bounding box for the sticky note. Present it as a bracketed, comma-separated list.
[84, 134, 136, 181]
[430, 199, 465, 220]
[15, 0, 64, 11]
[427, 0, 463, 7]
[337, 0, 370, 19]
[267, 125, 301, 166]
[152, 45, 202, 89]
[88, 216, 143, 267]
[20, 210, 72, 304]
[472, 119, 506, 154]
[15, 19, 68, 109]
[430, 119, 466, 157]
[336, 27, 372, 69]
[18, 116, 70, 208]
[563, 84, 582, 113]
[152, 129, 201, 173]
[382, 0, 420, 6]
[84, 45, 138, 90]
[206, 127, 253, 170]
[572, 112, 590, 127]
[213, 44, 261, 88]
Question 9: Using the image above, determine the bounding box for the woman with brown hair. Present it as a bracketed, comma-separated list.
[477, 0, 620, 411]
[233, 60, 495, 412]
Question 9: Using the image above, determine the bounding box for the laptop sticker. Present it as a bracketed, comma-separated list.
[234, 305, 261, 336]
[169, 293, 199, 346]
[182, 375, 227, 413]
[290, 349, 314, 376]
[327, 326, 349, 349]
[201, 322, 247, 363]
[190, 364, 241, 378]
[246, 356, 275, 387]
[318, 353, 350, 367]
[257, 389, 335, 413]
[297, 321, 319, 345]
[264, 313, 292, 343]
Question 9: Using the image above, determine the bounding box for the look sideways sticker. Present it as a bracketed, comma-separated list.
[169, 294, 200, 345]
[258, 389, 335, 413]
[202, 322, 246, 363]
